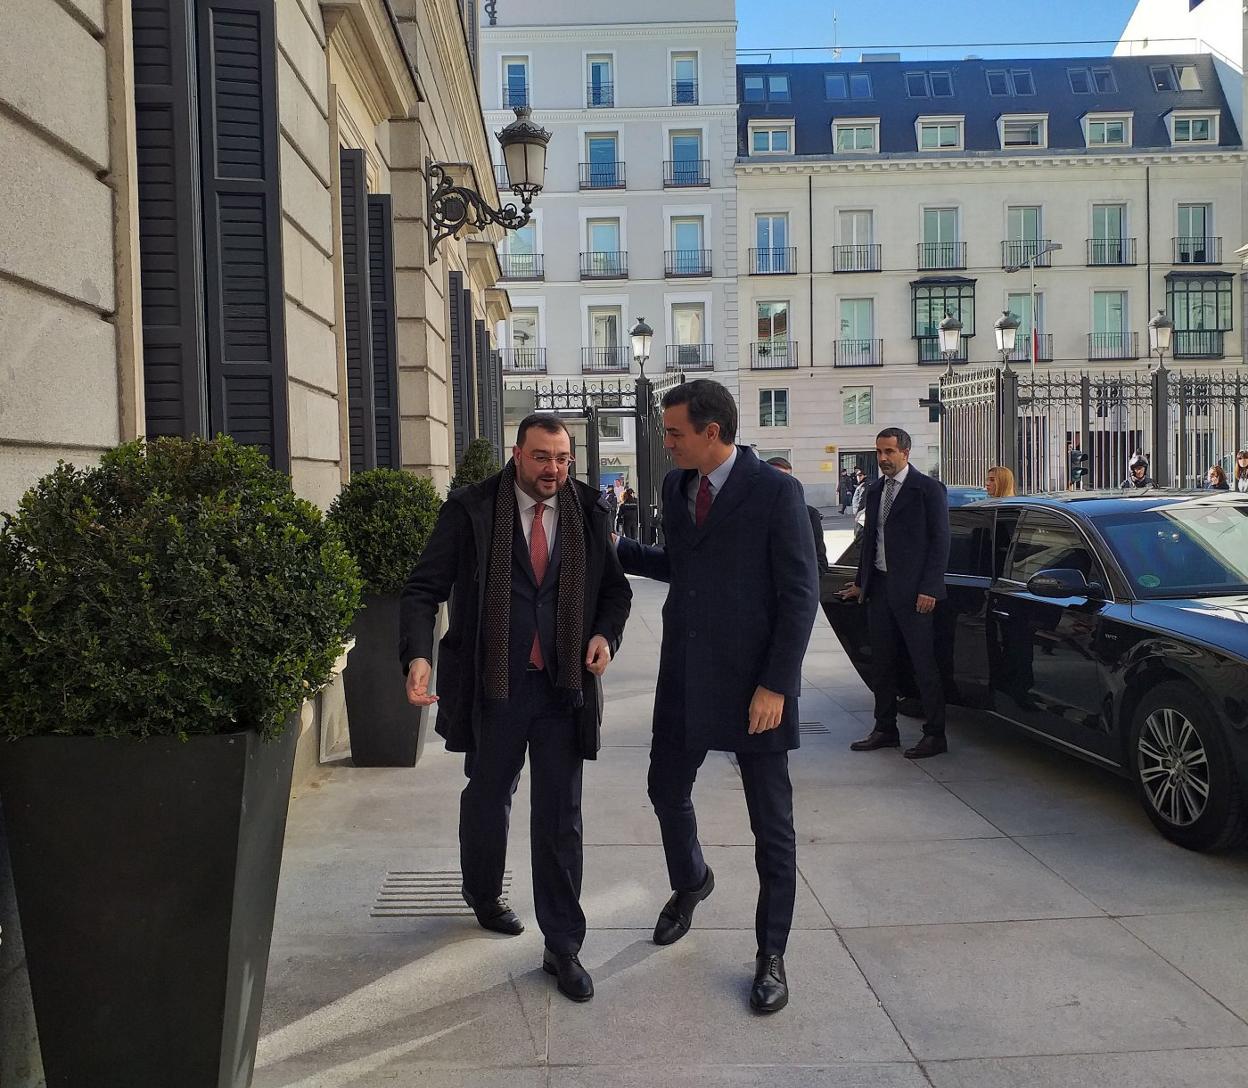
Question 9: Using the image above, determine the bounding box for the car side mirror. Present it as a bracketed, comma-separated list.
[1027, 568, 1095, 599]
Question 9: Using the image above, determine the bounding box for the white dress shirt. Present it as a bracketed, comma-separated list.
[687, 445, 738, 521]
[515, 484, 558, 552]
[874, 463, 910, 573]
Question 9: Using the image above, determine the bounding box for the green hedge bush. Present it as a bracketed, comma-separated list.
[450, 437, 500, 491]
[0, 436, 362, 741]
[326, 468, 441, 596]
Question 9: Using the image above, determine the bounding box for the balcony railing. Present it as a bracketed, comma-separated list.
[833, 338, 884, 367]
[665, 249, 712, 277]
[1088, 331, 1139, 360]
[501, 85, 529, 109]
[1087, 237, 1137, 266]
[832, 244, 882, 272]
[499, 253, 544, 280]
[579, 161, 626, 189]
[917, 335, 970, 364]
[750, 340, 798, 369]
[586, 81, 614, 107]
[749, 247, 796, 275]
[501, 347, 547, 374]
[672, 79, 699, 105]
[917, 241, 966, 270]
[1173, 236, 1222, 264]
[1174, 329, 1225, 358]
[581, 346, 631, 373]
[579, 251, 628, 279]
[1001, 239, 1054, 269]
[663, 159, 710, 187]
[1006, 332, 1053, 363]
[666, 343, 714, 371]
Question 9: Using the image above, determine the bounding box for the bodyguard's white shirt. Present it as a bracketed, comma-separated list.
[515, 484, 558, 552]
[686, 445, 738, 522]
[874, 464, 910, 573]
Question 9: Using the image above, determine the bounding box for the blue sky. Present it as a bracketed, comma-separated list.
[737, 0, 1140, 62]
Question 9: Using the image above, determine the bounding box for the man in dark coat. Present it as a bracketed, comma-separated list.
[399, 415, 632, 1003]
[616, 380, 819, 1015]
[765, 455, 829, 574]
[840, 427, 950, 759]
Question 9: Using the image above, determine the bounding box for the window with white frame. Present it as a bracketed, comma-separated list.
[750, 122, 794, 154]
[834, 119, 879, 152]
[1085, 114, 1131, 147]
[598, 415, 624, 441]
[587, 55, 614, 107]
[759, 388, 789, 427]
[502, 56, 530, 108]
[1000, 115, 1047, 148]
[672, 52, 698, 104]
[1171, 111, 1218, 144]
[671, 303, 707, 368]
[918, 117, 963, 150]
[842, 386, 873, 426]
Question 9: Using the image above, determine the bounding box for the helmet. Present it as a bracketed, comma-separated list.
[1129, 452, 1148, 469]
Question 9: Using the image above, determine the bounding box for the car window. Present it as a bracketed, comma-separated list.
[992, 508, 1022, 579]
[1006, 509, 1098, 584]
[947, 507, 993, 577]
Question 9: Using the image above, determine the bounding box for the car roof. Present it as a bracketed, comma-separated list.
[971, 490, 1246, 516]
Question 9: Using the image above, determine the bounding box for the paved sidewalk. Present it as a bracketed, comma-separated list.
[254, 553, 1248, 1088]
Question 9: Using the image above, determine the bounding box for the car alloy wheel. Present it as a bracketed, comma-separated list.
[1137, 707, 1210, 828]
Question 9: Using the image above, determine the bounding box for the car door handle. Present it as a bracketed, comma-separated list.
[992, 609, 1012, 619]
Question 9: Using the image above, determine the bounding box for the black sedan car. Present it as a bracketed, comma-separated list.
[824, 492, 1248, 851]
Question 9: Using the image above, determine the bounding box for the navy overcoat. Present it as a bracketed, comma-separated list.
[616, 446, 819, 753]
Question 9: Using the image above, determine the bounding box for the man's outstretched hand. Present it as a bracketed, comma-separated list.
[405, 658, 438, 706]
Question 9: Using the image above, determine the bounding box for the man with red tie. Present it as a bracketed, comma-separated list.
[400, 415, 632, 1003]
[616, 380, 819, 1013]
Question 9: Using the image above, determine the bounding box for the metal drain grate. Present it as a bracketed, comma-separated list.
[799, 721, 830, 736]
[371, 869, 513, 918]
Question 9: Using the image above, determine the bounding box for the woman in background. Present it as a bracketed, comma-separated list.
[1204, 464, 1230, 491]
[1234, 450, 1248, 493]
[617, 486, 640, 540]
[986, 465, 1016, 498]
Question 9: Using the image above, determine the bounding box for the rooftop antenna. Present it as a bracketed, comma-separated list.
[832, 10, 841, 60]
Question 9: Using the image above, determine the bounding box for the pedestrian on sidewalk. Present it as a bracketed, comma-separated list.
[399, 414, 632, 1004]
[603, 484, 619, 524]
[837, 470, 854, 515]
[617, 486, 640, 540]
[765, 456, 829, 574]
[851, 468, 868, 539]
[616, 379, 819, 1015]
[839, 427, 951, 759]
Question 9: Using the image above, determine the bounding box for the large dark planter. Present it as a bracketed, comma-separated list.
[0, 723, 297, 1088]
[342, 592, 431, 767]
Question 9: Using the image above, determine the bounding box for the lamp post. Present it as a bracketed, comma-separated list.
[993, 310, 1021, 371]
[426, 106, 551, 260]
[630, 317, 657, 543]
[1004, 240, 1062, 369]
[938, 311, 963, 373]
[630, 316, 654, 378]
[1148, 309, 1174, 370]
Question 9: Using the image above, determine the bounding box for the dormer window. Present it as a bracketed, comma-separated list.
[1152, 63, 1201, 92]
[917, 116, 964, 151]
[987, 68, 1035, 96]
[1084, 113, 1133, 147]
[1000, 114, 1047, 149]
[749, 120, 795, 155]
[1170, 110, 1218, 144]
[833, 118, 879, 153]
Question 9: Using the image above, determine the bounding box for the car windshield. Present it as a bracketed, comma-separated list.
[1096, 501, 1248, 599]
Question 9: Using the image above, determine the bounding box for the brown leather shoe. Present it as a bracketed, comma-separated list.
[850, 729, 901, 752]
[904, 735, 948, 759]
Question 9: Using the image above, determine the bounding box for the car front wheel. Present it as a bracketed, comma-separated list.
[1130, 681, 1248, 852]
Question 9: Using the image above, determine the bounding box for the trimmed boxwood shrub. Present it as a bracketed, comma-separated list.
[450, 437, 500, 491]
[0, 436, 362, 741]
[325, 468, 441, 596]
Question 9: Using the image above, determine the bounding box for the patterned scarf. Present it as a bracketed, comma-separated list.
[482, 461, 587, 705]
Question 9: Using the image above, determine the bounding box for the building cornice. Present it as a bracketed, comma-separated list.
[485, 106, 738, 123]
[734, 148, 1248, 176]
[481, 21, 735, 43]
[322, 0, 419, 122]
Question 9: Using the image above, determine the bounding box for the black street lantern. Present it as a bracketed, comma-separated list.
[630, 316, 654, 377]
[993, 309, 1021, 369]
[426, 106, 551, 260]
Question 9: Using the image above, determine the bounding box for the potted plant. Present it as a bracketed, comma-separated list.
[327, 468, 441, 766]
[450, 437, 500, 490]
[0, 436, 360, 1088]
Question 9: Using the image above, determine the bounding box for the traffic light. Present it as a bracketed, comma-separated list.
[1069, 447, 1090, 488]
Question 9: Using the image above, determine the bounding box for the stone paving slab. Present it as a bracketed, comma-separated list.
[1121, 909, 1248, 1020]
[794, 783, 1003, 844]
[549, 1063, 931, 1087]
[925, 1047, 1248, 1088]
[842, 917, 1248, 1061]
[940, 770, 1144, 837]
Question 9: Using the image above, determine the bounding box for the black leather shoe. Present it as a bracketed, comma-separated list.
[750, 954, 788, 1013]
[904, 734, 948, 760]
[850, 729, 901, 752]
[543, 949, 594, 1002]
[464, 893, 524, 936]
[653, 866, 715, 946]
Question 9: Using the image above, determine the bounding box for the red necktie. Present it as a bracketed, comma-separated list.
[529, 502, 548, 669]
[695, 476, 712, 528]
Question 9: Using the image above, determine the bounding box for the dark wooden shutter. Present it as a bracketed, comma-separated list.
[133, 0, 208, 439]
[196, 0, 290, 471]
[448, 273, 477, 466]
[367, 195, 400, 469]
[339, 150, 377, 472]
[474, 320, 502, 461]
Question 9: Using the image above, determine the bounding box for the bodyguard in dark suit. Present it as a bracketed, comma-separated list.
[400, 415, 632, 1002]
[617, 380, 819, 1014]
[765, 455, 829, 574]
[840, 427, 950, 759]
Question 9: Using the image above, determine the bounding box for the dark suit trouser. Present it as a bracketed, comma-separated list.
[868, 572, 946, 736]
[460, 669, 585, 955]
[647, 734, 796, 956]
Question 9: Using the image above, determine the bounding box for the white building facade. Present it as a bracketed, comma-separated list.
[479, 0, 738, 489]
[734, 55, 1248, 504]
